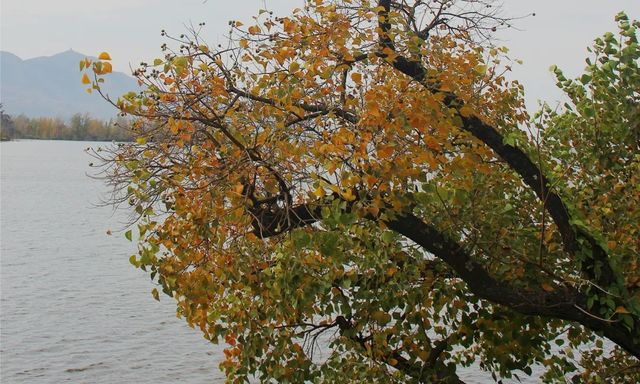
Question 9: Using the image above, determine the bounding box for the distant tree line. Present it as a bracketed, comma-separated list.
[1, 105, 133, 141]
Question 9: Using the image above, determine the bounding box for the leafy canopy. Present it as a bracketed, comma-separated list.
[83, 1, 639, 382]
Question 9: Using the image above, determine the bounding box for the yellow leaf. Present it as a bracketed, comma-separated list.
[98, 51, 112, 60]
[151, 288, 159, 301]
[248, 25, 261, 34]
[233, 183, 245, 195]
[313, 186, 326, 198]
[289, 61, 300, 73]
[136, 137, 148, 145]
[81, 73, 91, 84]
[459, 105, 474, 117]
[341, 188, 356, 202]
[350, 72, 362, 84]
[474, 64, 487, 75]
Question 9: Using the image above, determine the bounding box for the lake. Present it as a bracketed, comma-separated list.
[1, 140, 223, 383]
[1, 140, 536, 383]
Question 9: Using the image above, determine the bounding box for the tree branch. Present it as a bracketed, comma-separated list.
[376, 0, 616, 292]
[247, 196, 640, 358]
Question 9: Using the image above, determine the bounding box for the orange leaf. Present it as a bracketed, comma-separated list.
[98, 51, 112, 60]
[365, 174, 377, 188]
[377, 145, 394, 158]
[283, 19, 296, 34]
[615, 306, 630, 314]
[459, 105, 474, 117]
[81, 73, 91, 84]
[101, 61, 113, 74]
[541, 283, 554, 292]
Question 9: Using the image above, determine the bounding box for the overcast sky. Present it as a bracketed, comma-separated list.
[1, 1, 638, 109]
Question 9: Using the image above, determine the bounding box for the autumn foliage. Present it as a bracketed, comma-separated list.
[83, 1, 639, 382]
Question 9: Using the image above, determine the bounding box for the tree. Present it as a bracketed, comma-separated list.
[84, 2, 639, 382]
[0, 104, 16, 140]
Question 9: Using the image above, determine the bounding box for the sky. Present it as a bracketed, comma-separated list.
[1, 0, 639, 110]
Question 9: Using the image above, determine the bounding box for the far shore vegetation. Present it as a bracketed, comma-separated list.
[1, 105, 133, 142]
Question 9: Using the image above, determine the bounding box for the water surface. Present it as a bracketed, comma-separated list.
[1, 140, 223, 383]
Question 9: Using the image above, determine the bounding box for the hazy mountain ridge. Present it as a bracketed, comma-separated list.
[0, 50, 138, 120]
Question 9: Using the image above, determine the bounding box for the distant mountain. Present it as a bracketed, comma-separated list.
[0, 50, 138, 120]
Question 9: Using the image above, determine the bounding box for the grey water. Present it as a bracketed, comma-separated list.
[1, 140, 223, 383]
[1, 140, 537, 383]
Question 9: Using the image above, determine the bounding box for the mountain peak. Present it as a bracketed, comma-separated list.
[51, 49, 87, 59]
[0, 51, 23, 62]
[0, 50, 138, 119]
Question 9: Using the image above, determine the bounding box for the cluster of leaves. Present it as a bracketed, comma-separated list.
[83, 1, 639, 382]
[534, 13, 640, 382]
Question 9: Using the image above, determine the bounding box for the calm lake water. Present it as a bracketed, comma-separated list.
[1, 140, 537, 383]
[1, 140, 223, 383]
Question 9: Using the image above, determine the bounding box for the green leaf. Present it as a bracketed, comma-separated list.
[503, 132, 518, 147]
[381, 231, 394, 244]
[125, 229, 132, 241]
[338, 212, 356, 226]
[320, 233, 339, 256]
[293, 231, 310, 248]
